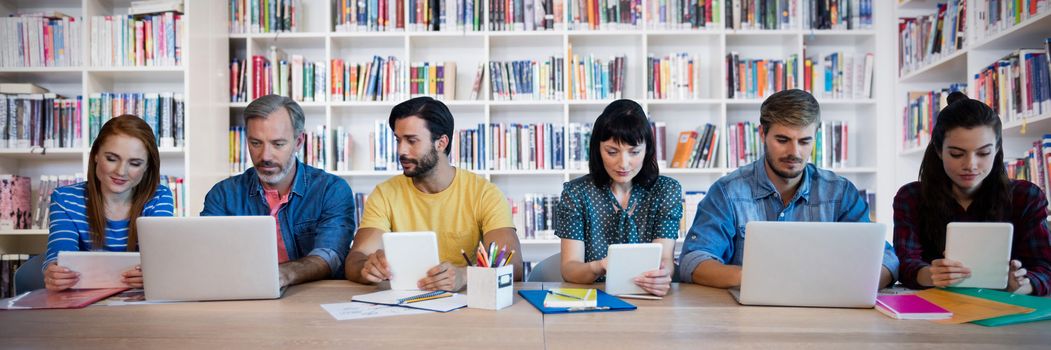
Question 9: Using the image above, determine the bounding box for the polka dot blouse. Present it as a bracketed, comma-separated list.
[555, 175, 683, 279]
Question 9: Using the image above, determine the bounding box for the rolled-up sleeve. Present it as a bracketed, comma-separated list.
[309, 178, 357, 277]
[678, 183, 736, 283]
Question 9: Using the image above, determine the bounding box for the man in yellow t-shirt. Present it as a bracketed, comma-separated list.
[345, 97, 523, 291]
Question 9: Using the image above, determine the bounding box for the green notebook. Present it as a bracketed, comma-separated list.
[944, 287, 1051, 327]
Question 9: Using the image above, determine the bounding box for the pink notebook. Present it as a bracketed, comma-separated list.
[875, 294, 953, 320]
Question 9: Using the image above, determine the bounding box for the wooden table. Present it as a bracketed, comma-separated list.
[1, 281, 1048, 349]
[542, 283, 1051, 350]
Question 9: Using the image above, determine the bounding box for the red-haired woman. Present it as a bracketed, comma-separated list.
[43, 115, 174, 291]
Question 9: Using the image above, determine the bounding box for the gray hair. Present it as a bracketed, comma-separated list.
[243, 94, 305, 136]
[759, 89, 820, 134]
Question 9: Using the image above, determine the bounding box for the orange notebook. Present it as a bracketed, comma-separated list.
[914, 288, 1034, 324]
[0, 288, 127, 310]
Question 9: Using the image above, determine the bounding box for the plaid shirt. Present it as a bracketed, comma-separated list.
[893, 180, 1051, 296]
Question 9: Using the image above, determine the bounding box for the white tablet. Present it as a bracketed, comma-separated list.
[945, 222, 1013, 289]
[382, 232, 440, 291]
[57, 251, 141, 289]
[605, 243, 662, 296]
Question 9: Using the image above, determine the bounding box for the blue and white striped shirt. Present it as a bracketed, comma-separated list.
[44, 182, 175, 269]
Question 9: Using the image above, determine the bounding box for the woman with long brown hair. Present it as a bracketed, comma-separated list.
[42, 115, 174, 291]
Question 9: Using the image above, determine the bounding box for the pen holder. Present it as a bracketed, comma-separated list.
[467, 265, 514, 310]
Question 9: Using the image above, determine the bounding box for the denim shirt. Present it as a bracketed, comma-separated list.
[677, 159, 899, 283]
[201, 160, 356, 277]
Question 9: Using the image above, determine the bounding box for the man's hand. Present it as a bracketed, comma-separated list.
[418, 262, 465, 292]
[362, 249, 392, 283]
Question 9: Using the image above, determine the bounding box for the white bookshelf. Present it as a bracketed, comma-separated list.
[224, 1, 893, 262]
[894, 1, 1051, 200]
[0, 0, 228, 255]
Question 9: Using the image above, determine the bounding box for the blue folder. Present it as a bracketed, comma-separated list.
[518, 289, 637, 314]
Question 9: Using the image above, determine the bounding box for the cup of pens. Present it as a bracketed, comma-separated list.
[465, 242, 514, 310]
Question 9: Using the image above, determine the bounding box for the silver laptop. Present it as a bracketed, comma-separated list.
[729, 221, 886, 308]
[138, 216, 283, 301]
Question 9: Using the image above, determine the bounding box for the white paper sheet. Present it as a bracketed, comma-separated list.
[320, 301, 431, 320]
[350, 290, 468, 312]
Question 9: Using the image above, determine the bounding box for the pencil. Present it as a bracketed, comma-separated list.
[502, 250, 515, 267]
[461, 249, 473, 267]
[494, 246, 507, 267]
[404, 293, 453, 304]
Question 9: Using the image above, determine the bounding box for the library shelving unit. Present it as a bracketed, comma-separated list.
[894, 1, 1051, 199]
[223, 1, 894, 263]
[0, 0, 228, 255]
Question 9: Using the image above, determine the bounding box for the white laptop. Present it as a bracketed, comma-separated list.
[137, 216, 283, 301]
[729, 221, 887, 308]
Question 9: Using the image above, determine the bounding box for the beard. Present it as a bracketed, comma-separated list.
[401, 147, 440, 178]
[764, 150, 805, 179]
[255, 157, 296, 185]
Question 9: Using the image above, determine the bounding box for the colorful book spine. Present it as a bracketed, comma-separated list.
[567, 48, 626, 100]
[451, 123, 565, 171]
[409, 61, 457, 100]
[566, 0, 641, 30]
[334, 0, 407, 32]
[229, 0, 299, 33]
[647, 53, 702, 100]
[229, 125, 250, 174]
[371, 120, 400, 171]
[407, 0, 483, 31]
[330, 56, 403, 102]
[334, 126, 353, 172]
[159, 175, 187, 217]
[724, 0, 798, 30]
[231, 58, 249, 102]
[727, 121, 760, 169]
[647, 0, 720, 30]
[300, 125, 328, 170]
[1, 254, 32, 298]
[971, 46, 1051, 124]
[567, 122, 592, 170]
[512, 193, 559, 240]
[87, 92, 184, 147]
[726, 52, 798, 99]
[488, 0, 563, 31]
[0, 175, 32, 230]
[802, 0, 871, 30]
[803, 51, 875, 99]
[0, 14, 81, 68]
[0, 94, 82, 149]
[32, 174, 84, 229]
[90, 12, 181, 67]
[897, 0, 967, 77]
[1005, 133, 1051, 209]
[901, 85, 966, 152]
[489, 57, 565, 101]
[973, 0, 1050, 42]
[811, 121, 851, 168]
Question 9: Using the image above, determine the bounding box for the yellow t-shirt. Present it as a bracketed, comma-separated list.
[359, 168, 514, 266]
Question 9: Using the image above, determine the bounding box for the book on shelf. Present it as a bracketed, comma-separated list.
[409, 61, 456, 100]
[333, 0, 406, 32]
[301, 125, 328, 170]
[567, 46, 626, 100]
[802, 0, 872, 30]
[0, 13, 81, 68]
[0, 93, 83, 149]
[489, 0, 563, 31]
[229, 0, 299, 33]
[87, 92, 185, 148]
[727, 121, 760, 168]
[231, 58, 249, 102]
[650, 121, 667, 166]
[901, 85, 966, 152]
[330, 56, 404, 102]
[566, 0, 640, 30]
[489, 58, 565, 101]
[972, 45, 1051, 124]
[647, 53, 702, 100]
[33, 174, 85, 230]
[1, 254, 33, 299]
[469, 63, 486, 100]
[681, 190, 706, 237]
[90, 11, 182, 67]
[803, 51, 874, 99]
[334, 126, 354, 172]
[0, 175, 32, 231]
[646, 0, 720, 30]
[512, 193, 559, 240]
[451, 123, 565, 171]
[230, 125, 249, 173]
[371, 120, 400, 171]
[726, 52, 798, 99]
[159, 175, 187, 217]
[860, 188, 876, 221]
[405, 0, 484, 31]
[812, 121, 852, 169]
[567, 122, 592, 170]
[973, 0, 1051, 42]
[897, 0, 966, 77]
[251, 49, 327, 102]
[1005, 134, 1051, 207]
[130, 0, 184, 15]
[669, 123, 719, 169]
[724, 0, 797, 30]
[353, 192, 368, 229]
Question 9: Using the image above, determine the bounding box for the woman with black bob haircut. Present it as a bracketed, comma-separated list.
[893, 91, 1051, 296]
[553, 99, 682, 296]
